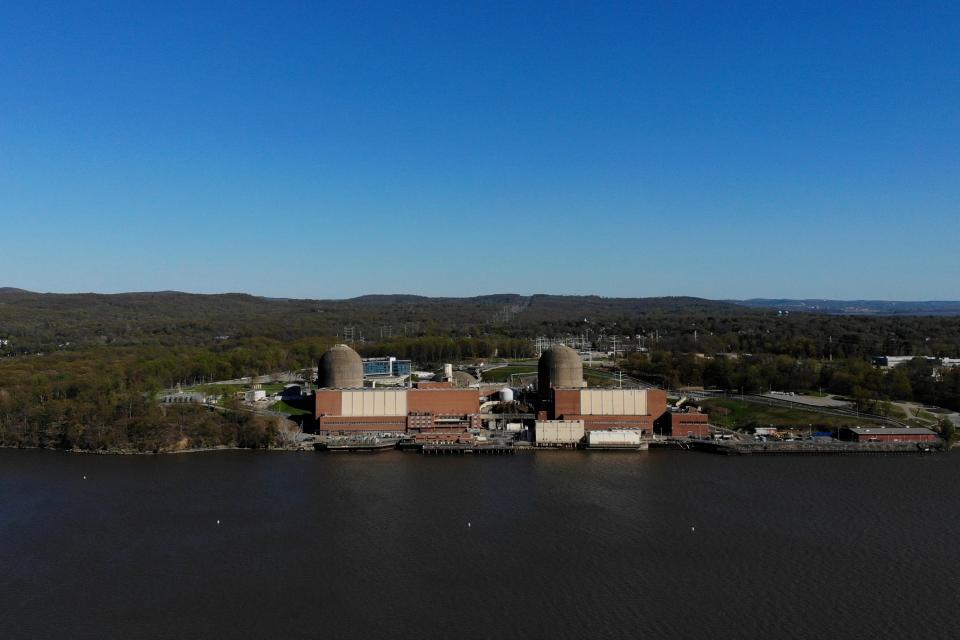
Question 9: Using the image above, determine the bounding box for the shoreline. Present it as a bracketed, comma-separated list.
[0, 444, 297, 456]
[2, 440, 950, 457]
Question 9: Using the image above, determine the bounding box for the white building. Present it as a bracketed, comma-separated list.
[244, 389, 267, 402]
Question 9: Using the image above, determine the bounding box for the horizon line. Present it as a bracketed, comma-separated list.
[2, 287, 960, 305]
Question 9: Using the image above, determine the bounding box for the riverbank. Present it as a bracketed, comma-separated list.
[3, 436, 950, 456]
[0, 443, 295, 456]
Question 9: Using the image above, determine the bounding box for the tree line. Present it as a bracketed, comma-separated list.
[623, 351, 960, 412]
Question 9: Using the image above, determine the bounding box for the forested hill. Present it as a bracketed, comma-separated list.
[3, 289, 960, 360]
[0, 289, 743, 353]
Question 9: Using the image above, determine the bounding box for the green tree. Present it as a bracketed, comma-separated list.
[939, 418, 956, 448]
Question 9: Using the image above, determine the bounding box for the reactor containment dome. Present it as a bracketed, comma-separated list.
[538, 344, 584, 393]
[318, 344, 364, 389]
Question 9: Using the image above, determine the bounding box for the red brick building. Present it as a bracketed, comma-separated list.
[548, 388, 668, 437]
[654, 410, 710, 438]
[313, 388, 480, 434]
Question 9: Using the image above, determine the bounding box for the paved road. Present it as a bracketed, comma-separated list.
[206, 372, 305, 385]
[763, 392, 850, 408]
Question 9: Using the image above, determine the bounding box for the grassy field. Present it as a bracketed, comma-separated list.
[700, 398, 882, 431]
[481, 366, 537, 382]
[900, 406, 939, 428]
[269, 400, 312, 416]
[582, 369, 619, 386]
[480, 365, 618, 386]
[884, 403, 907, 420]
[187, 383, 246, 396]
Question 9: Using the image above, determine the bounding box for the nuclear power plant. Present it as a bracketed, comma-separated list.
[311, 343, 709, 449]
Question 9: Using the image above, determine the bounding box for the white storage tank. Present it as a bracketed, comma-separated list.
[505, 422, 523, 432]
[500, 387, 515, 402]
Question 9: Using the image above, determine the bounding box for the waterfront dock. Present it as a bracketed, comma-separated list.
[583, 442, 650, 451]
[314, 437, 400, 452]
[313, 435, 944, 456]
[421, 443, 515, 455]
[690, 440, 942, 456]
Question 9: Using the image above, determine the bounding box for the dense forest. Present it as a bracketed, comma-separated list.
[0, 343, 302, 452]
[1, 289, 959, 451]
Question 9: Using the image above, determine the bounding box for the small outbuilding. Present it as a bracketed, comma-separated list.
[245, 389, 267, 402]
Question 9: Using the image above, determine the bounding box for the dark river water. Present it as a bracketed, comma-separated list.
[2, 448, 958, 639]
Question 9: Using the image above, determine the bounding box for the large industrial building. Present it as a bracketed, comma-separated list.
[535, 345, 668, 439]
[314, 344, 479, 434]
[547, 387, 667, 434]
[315, 386, 480, 432]
[311, 342, 708, 442]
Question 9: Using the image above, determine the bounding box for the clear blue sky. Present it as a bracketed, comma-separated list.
[1, 1, 958, 300]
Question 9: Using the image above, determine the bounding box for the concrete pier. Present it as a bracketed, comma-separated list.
[421, 443, 515, 455]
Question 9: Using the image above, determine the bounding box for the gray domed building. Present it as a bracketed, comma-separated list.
[318, 344, 364, 389]
[451, 370, 478, 388]
[537, 344, 584, 395]
[431, 369, 478, 388]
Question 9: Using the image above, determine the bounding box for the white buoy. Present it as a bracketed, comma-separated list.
[691, 526, 695, 532]
[83, 475, 86, 480]
[468, 522, 471, 528]
[217, 520, 220, 525]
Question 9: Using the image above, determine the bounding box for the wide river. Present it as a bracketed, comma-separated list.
[1, 448, 958, 639]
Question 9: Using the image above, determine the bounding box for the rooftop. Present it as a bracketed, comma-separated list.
[847, 427, 938, 436]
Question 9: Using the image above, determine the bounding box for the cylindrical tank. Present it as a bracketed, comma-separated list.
[500, 387, 514, 402]
[317, 344, 363, 388]
[538, 344, 584, 393]
[443, 363, 454, 380]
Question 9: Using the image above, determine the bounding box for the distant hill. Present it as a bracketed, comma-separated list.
[739, 299, 960, 316]
[2, 288, 960, 364]
[524, 294, 742, 317]
[0, 288, 743, 353]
